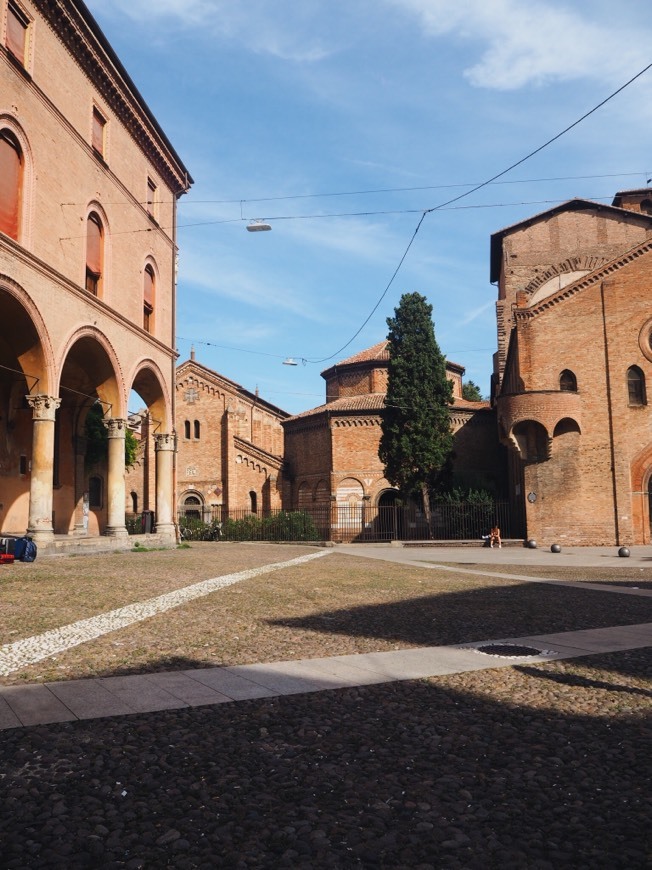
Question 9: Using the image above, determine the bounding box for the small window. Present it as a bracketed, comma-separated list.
[184, 420, 191, 439]
[89, 475, 103, 508]
[19, 454, 27, 475]
[92, 107, 106, 158]
[194, 419, 200, 439]
[146, 177, 157, 218]
[143, 264, 154, 332]
[131, 491, 138, 513]
[85, 212, 103, 295]
[6, 1, 28, 67]
[0, 129, 23, 239]
[627, 365, 647, 406]
[559, 369, 577, 392]
[249, 490, 257, 513]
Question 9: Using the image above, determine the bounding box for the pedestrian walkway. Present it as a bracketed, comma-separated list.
[1, 620, 650, 730]
[1, 543, 651, 730]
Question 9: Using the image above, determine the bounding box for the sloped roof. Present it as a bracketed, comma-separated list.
[284, 392, 489, 424]
[489, 197, 652, 283]
[284, 393, 387, 422]
[176, 358, 290, 418]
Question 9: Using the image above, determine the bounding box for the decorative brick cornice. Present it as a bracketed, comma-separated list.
[332, 416, 382, 428]
[515, 239, 652, 321]
[35, 0, 190, 193]
[233, 436, 283, 471]
[522, 255, 610, 296]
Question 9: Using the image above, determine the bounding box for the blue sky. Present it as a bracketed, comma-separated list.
[86, 0, 652, 415]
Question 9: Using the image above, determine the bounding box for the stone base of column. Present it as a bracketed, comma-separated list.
[104, 526, 129, 539]
[153, 522, 177, 542]
[26, 528, 55, 544]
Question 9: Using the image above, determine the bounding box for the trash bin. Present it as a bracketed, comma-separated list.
[142, 510, 155, 533]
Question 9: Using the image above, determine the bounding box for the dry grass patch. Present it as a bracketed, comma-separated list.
[3, 547, 652, 686]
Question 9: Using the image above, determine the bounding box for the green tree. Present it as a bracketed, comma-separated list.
[379, 292, 453, 533]
[462, 380, 483, 402]
[85, 404, 139, 469]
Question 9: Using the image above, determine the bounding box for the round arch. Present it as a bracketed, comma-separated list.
[178, 489, 205, 520]
[0, 274, 55, 394]
[56, 326, 125, 418]
[128, 358, 172, 431]
[630, 444, 652, 544]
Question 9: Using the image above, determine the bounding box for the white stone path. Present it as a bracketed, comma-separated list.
[0, 550, 331, 677]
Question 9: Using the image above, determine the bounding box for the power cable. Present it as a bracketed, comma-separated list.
[302, 61, 652, 365]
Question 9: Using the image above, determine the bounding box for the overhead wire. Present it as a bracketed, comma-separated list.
[301, 60, 652, 365]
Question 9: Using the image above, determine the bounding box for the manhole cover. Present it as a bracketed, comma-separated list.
[476, 643, 543, 657]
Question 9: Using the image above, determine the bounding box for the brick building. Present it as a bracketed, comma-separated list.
[0, 0, 191, 546]
[493, 190, 652, 545]
[283, 341, 500, 541]
[175, 353, 288, 519]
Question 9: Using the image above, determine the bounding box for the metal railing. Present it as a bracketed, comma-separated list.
[176, 501, 520, 543]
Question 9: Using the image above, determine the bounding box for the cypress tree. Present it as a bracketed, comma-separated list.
[379, 292, 453, 532]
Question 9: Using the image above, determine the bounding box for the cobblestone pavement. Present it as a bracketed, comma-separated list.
[1, 544, 650, 868]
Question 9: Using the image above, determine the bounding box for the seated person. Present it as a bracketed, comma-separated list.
[489, 525, 502, 548]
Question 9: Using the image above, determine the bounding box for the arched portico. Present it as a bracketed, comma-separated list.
[127, 360, 175, 539]
[0, 280, 55, 537]
[54, 329, 126, 539]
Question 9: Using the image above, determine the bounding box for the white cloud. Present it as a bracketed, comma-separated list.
[92, 0, 344, 62]
[386, 0, 650, 89]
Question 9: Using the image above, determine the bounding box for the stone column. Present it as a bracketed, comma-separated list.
[104, 418, 128, 537]
[72, 435, 87, 535]
[26, 395, 61, 542]
[154, 432, 176, 538]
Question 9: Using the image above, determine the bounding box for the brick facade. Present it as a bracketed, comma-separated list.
[283, 342, 500, 540]
[0, 0, 190, 543]
[175, 355, 287, 518]
[494, 189, 652, 545]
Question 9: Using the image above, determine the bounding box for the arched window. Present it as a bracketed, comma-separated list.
[249, 490, 258, 514]
[183, 494, 202, 519]
[627, 366, 647, 406]
[0, 129, 23, 240]
[559, 369, 577, 392]
[184, 420, 191, 439]
[131, 491, 138, 513]
[143, 264, 155, 332]
[85, 212, 103, 295]
[194, 419, 200, 439]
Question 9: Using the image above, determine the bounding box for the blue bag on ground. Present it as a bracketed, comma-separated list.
[13, 537, 37, 562]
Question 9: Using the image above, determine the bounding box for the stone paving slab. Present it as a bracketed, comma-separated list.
[46, 678, 136, 720]
[144, 671, 234, 706]
[0, 694, 22, 729]
[522, 623, 652, 652]
[0, 684, 78, 726]
[224, 662, 342, 695]
[95, 675, 191, 714]
[2, 621, 651, 729]
[184, 667, 277, 701]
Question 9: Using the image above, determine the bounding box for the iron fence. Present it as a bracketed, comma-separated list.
[176, 501, 519, 543]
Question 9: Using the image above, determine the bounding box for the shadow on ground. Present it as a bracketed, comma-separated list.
[1, 648, 650, 868]
[266, 582, 652, 651]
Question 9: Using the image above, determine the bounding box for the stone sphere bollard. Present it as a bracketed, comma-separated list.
[550, 543, 561, 553]
[526, 539, 537, 549]
[618, 546, 630, 558]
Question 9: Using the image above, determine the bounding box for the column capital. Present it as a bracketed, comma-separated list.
[104, 418, 127, 438]
[26, 394, 61, 421]
[154, 432, 176, 452]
